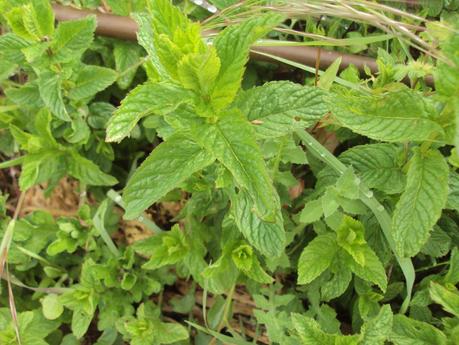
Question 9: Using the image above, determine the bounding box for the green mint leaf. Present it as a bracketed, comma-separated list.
[420, 225, 451, 258]
[4, 7, 36, 41]
[231, 191, 285, 257]
[51, 16, 96, 63]
[0, 60, 16, 82]
[321, 188, 339, 217]
[21, 0, 54, 41]
[393, 148, 449, 257]
[320, 260, 353, 301]
[106, 82, 193, 142]
[64, 117, 91, 144]
[292, 313, 360, 345]
[132, 12, 168, 79]
[68, 150, 118, 186]
[360, 305, 393, 345]
[231, 243, 273, 283]
[334, 168, 360, 200]
[38, 71, 70, 121]
[244, 255, 274, 284]
[177, 48, 221, 97]
[202, 253, 239, 294]
[344, 244, 387, 291]
[19, 150, 66, 191]
[155, 27, 204, 81]
[5, 82, 43, 108]
[113, 41, 143, 90]
[197, 112, 279, 221]
[433, 27, 459, 172]
[429, 281, 459, 318]
[154, 321, 189, 344]
[299, 199, 324, 224]
[68, 65, 117, 101]
[445, 247, 459, 285]
[211, 13, 284, 110]
[232, 244, 254, 271]
[123, 135, 215, 219]
[28, 0, 54, 38]
[134, 226, 188, 270]
[329, 87, 444, 142]
[9, 124, 36, 150]
[4, 0, 53, 41]
[336, 216, 367, 266]
[34, 108, 58, 148]
[0, 33, 29, 63]
[298, 233, 339, 285]
[340, 143, 406, 194]
[391, 315, 447, 345]
[71, 309, 93, 339]
[0, 310, 59, 344]
[149, 0, 192, 38]
[149, 0, 204, 80]
[446, 170, 459, 212]
[234, 81, 327, 138]
[21, 310, 60, 343]
[42, 294, 64, 320]
[435, 25, 459, 98]
[291, 314, 335, 345]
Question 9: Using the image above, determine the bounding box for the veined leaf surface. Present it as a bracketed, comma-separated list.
[393, 148, 449, 257]
[340, 143, 406, 194]
[196, 113, 279, 221]
[234, 81, 327, 138]
[106, 82, 193, 142]
[211, 13, 284, 110]
[123, 135, 215, 219]
[329, 88, 444, 142]
[298, 234, 338, 285]
[231, 190, 285, 257]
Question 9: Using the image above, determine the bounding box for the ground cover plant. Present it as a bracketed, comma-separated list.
[0, 0, 459, 344]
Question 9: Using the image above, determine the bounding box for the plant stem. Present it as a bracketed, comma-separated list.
[295, 129, 415, 313]
[107, 189, 163, 233]
[0, 156, 25, 170]
[210, 284, 236, 345]
[415, 261, 448, 273]
[0, 193, 25, 276]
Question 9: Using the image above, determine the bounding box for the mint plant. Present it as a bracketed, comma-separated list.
[0, 0, 118, 191]
[0, 0, 458, 344]
[106, 0, 327, 259]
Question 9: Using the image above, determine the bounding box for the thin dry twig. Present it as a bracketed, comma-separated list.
[206, 0, 447, 61]
[0, 192, 26, 345]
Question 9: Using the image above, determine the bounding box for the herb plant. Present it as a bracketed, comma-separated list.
[0, 0, 459, 344]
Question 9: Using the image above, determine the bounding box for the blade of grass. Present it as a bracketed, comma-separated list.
[187, 321, 253, 345]
[0, 271, 71, 293]
[0, 193, 25, 345]
[16, 245, 65, 272]
[0, 156, 25, 169]
[0, 193, 25, 277]
[254, 34, 394, 47]
[93, 198, 121, 257]
[6, 264, 21, 345]
[252, 50, 369, 93]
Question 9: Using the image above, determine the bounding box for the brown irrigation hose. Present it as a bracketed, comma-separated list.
[52, 4, 434, 86]
[53, 4, 138, 41]
[250, 46, 379, 74]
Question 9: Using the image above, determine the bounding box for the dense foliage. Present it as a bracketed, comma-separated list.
[0, 0, 459, 344]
